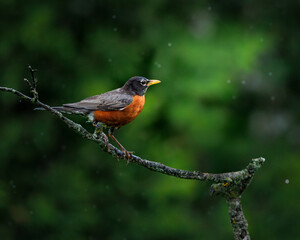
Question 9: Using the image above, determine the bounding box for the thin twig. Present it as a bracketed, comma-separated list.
[28, 64, 38, 89]
[23, 64, 39, 102]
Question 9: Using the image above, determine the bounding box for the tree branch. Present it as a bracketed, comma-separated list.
[227, 197, 250, 240]
[0, 66, 266, 240]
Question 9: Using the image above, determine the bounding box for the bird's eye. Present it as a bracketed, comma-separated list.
[140, 79, 147, 86]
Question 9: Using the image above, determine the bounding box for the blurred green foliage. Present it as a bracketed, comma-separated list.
[0, 0, 299, 239]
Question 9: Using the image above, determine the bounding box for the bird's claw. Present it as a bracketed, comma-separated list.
[121, 149, 134, 164]
[93, 128, 102, 139]
[93, 128, 110, 152]
[102, 133, 110, 152]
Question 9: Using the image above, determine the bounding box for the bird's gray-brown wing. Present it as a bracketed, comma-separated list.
[62, 88, 133, 113]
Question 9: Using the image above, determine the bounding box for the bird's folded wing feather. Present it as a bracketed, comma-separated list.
[63, 88, 133, 112]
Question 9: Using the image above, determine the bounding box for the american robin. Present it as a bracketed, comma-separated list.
[37, 76, 160, 158]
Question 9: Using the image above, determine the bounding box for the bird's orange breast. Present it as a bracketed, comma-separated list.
[93, 95, 145, 127]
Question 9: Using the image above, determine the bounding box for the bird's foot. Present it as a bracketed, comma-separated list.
[92, 122, 110, 152]
[101, 133, 110, 152]
[121, 149, 134, 164]
[93, 128, 102, 139]
[93, 131, 110, 152]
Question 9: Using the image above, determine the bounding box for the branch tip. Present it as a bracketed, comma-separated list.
[26, 64, 39, 102]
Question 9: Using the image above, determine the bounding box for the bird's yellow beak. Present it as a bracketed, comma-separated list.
[147, 80, 161, 86]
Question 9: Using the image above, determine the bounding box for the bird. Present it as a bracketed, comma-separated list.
[36, 76, 160, 159]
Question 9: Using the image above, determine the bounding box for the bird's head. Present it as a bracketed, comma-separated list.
[123, 76, 161, 96]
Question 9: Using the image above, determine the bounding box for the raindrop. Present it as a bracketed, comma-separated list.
[285, 179, 289, 184]
[227, 79, 231, 84]
[108, 58, 112, 62]
[112, 15, 116, 19]
[260, 37, 264, 42]
[268, 72, 273, 76]
[232, 95, 236, 100]
[208, 6, 212, 11]
[168, 42, 172, 47]
[154, 62, 162, 68]
[9, 180, 16, 189]
[241, 80, 246, 85]
[113, 28, 118, 32]
[271, 96, 276, 101]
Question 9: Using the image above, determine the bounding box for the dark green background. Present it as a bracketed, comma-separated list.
[0, 1, 299, 239]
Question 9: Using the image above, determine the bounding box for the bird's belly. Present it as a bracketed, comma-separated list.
[93, 95, 145, 127]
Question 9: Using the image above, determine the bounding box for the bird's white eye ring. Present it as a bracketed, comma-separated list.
[140, 79, 147, 86]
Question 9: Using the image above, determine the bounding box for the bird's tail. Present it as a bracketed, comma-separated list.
[34, 106, 65, 111]
[34, 106, 86, 115]
[34, 106, 60, 111]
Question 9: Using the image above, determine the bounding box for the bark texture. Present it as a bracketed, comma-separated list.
[227, 197, 250, 240]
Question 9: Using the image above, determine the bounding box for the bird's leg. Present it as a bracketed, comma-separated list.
[108, 128, 133, 163]
[93, 121, 110, 151]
